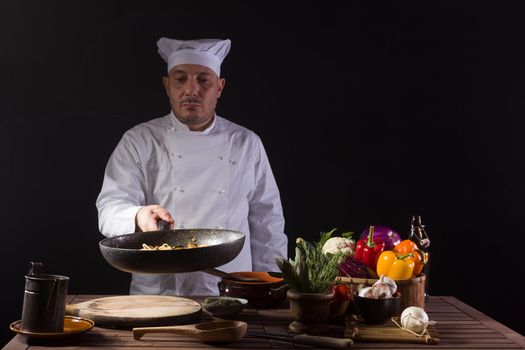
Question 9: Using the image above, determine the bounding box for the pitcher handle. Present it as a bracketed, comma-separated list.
[27, 261, 43, 276]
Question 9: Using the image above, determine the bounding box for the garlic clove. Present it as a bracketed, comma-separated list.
[358, 286, 373, 298]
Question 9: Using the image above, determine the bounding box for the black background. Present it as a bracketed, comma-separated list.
[1, 0, 524, 345]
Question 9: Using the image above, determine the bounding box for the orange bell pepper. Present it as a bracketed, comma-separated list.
[376, 250, 415, 280]
[394, 240, 428, 277]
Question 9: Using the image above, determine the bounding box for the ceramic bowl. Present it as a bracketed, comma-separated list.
[352, 291, 401, 324]
[201, 296, 248, 318]
[217, 271, 287, 308]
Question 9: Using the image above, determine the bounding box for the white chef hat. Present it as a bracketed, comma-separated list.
[157, 37, 231, 77]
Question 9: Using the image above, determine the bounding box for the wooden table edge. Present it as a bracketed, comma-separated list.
[441, 295, 525, 348]
[4, 295, 525, 349]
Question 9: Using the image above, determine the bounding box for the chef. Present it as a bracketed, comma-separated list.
[96, 37, 288, 295]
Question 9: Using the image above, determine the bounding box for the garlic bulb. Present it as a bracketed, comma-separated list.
[370, 275, 393, 298]
[400, 306, 429, 333]
[382, 275, 397, 295]
[357, 275, 398, 299]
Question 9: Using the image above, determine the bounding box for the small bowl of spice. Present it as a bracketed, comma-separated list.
[201, 296, 248, 318]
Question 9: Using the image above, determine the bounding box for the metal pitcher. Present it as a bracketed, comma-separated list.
[20, 262, 69, 333]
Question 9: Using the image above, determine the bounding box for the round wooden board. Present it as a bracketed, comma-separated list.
[65, 295, 202, 328]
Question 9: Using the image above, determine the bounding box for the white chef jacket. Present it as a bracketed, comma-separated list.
[96, 112, 288, 295]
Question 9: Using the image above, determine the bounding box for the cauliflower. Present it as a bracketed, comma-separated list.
[322, 237, 356, 257]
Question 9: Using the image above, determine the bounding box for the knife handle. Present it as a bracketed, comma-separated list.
[294, 334, 353, 349]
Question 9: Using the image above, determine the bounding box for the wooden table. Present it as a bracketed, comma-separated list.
[3, 295, 525, 349]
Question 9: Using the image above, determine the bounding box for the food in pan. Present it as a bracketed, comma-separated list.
[140, 238, 205, 250]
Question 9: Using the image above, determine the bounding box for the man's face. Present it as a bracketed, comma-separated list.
[163, 64, 225, 131]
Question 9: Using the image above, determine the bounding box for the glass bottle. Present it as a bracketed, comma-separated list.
[409, 215, 430, 250]
[409, 215, 431, 298]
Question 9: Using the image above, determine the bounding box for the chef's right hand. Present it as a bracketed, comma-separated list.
[135, 205, 175, 232]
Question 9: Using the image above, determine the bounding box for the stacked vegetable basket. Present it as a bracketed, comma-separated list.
[323, 226, 428, 312]
[341, 275, 425, 312]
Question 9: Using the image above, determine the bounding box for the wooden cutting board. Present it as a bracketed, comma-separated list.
[345, 315, 440, 344]
[66, 295, 202, 328]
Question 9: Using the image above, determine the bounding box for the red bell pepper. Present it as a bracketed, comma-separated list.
[354, 226, 385, 271]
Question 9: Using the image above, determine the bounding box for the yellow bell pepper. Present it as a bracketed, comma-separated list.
[376, 250, 415, 280]
[394, 239, 428, 277]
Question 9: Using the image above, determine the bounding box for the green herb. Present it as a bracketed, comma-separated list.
[275, 229, 349, 294]
[341, 231, 354, 239]
[204, 297, 242, 306]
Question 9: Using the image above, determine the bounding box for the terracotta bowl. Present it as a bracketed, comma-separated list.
[353, 291, 401, 324]
[217, 272, 287, 308]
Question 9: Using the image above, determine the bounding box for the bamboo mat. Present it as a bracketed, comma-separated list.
[345, 315, 440, 345]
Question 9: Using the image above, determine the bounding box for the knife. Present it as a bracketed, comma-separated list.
[246, 331, 353, 349]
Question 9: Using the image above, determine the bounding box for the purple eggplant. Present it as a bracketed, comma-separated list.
[358, 225, 401, 250]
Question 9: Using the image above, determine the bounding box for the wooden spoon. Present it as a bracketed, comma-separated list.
[132, 320, 247, 343]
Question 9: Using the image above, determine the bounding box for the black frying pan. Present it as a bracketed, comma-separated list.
[99, 228, 245, 274]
